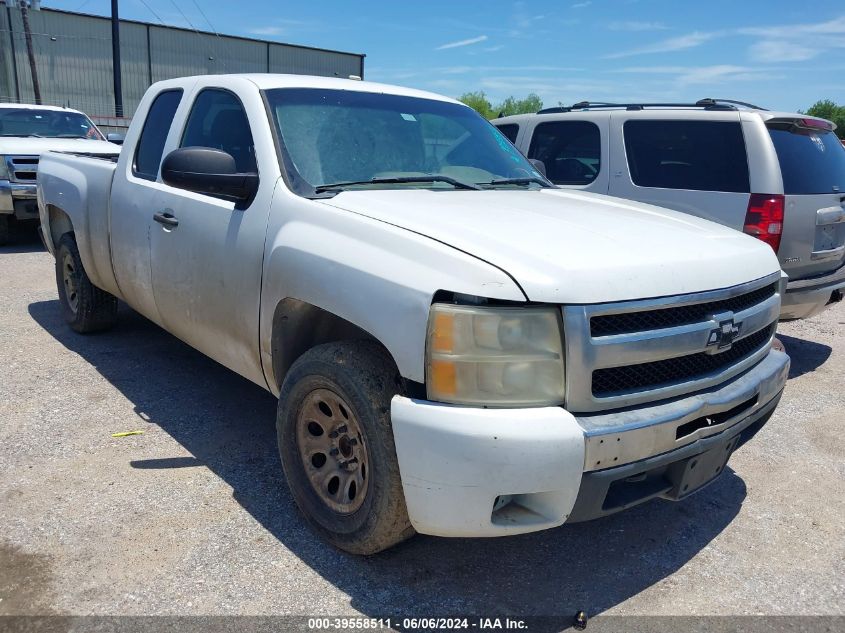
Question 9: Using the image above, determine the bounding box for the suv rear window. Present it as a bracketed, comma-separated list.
[528, 121, 600, 185]
[767, 125, 845, 195]
[624, 120, 750, 193]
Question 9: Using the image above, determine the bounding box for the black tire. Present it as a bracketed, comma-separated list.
[0, 215, 9, 246]
[55, 233, 118, 333]
[277, 340, 414, 554]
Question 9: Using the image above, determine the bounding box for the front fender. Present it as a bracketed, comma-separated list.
[259, 193, 525, 393]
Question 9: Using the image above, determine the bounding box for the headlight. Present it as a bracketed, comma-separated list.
[425, 303, 565, 407]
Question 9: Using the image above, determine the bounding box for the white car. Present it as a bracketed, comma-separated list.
[0, 103, 120, 245]
[494, 100, 845, 320]
[37, 74, 789, 554]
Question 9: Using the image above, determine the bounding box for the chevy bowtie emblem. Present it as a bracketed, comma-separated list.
[707, 317, 742, 352]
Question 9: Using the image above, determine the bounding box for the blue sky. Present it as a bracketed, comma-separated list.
[48, 0, 845, 112]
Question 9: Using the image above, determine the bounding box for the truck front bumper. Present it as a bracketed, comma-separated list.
[390, 349, 789, 538]
[780, 264, 845, 320]
[0, 180, 38, 219]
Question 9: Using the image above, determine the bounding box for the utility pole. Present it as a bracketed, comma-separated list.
[111, 0, 123, 117]
[19, 0, 41, 104]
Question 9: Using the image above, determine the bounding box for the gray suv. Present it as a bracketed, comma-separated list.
[494, 99, 845, 320]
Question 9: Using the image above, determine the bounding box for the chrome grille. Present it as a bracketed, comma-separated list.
[592, 324, 776, 397]
[5, 155, 39, 183]
[590, 283, 778, 336]
[563, 272, 783, 412]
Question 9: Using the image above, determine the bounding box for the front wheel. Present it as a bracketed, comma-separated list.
[0, 215, 9, 246]
[55, 233, 118, 333]
[277, 341, 414, 554]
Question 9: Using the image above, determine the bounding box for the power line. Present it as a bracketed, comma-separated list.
[166, 0, 227, 72]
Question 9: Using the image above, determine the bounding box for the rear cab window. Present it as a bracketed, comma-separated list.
[767, 122, 845, 194]
[133, 89, 183, 181]
[624, 120, 750, 193]
[528, 121, 600, 185]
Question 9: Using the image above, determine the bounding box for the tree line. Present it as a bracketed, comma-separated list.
[459, 92, 845, 139]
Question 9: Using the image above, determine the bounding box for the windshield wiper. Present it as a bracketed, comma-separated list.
[480, 177, 551, 188]
[314, 175, 481, 194]
[0, 133, 43, 138]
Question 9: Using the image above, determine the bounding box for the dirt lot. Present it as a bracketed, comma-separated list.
[1, 225, 843, 621]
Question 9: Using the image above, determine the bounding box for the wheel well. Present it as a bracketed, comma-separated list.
[271, 298, 397, 390]
[47, 205, 74, 247]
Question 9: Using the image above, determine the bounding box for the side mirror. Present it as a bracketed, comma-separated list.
[529, 158, 547, 179]
[161, 147, 258, 201]
[106, 132, 125, 145]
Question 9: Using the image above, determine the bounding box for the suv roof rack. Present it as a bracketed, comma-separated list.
[536, 98, 767, 115]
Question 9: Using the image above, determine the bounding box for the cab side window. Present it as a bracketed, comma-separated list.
[133, 89, 183, 181]
[528, 121, 600, 186]
[181, 89, 257, 173]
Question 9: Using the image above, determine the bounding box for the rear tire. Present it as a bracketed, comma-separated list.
[277, 341, 414, 554]
[0, 215, 9, 246]
[55, 233, 118, 333]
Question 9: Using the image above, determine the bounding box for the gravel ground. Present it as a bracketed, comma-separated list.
[1, 225, 843, 622]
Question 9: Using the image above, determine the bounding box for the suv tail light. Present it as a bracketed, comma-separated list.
[743, 194, 784, 252]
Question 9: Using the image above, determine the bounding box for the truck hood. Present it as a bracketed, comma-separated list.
[0, 137, 120, 156]
[319, 188, 781, 303]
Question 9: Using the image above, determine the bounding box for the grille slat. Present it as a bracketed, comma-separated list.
[590, 283, 777, 337]
[6, 156, 40, 183]
[592, 325, 774, 397]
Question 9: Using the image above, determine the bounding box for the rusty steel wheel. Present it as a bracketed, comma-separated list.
[61, 250, 80, 314]
[54, 233, 118, 333]
[295, 388, 369, 514]
[277, 341, 414, 554]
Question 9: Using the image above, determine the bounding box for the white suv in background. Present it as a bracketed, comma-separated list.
[494, 99, 845, 320]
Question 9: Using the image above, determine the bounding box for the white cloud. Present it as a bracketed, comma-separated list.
[604, 31, 724, 59]
[738, 15, 845, 38]
[748, 40, 820, 62]
[250, 26, 284, 36]
[571, 1, 592, 8]
[435, 35, 489, 50]
[607, 21, 669, 32]
[740, 16, 845, 63]
[612, 64, 774, 86]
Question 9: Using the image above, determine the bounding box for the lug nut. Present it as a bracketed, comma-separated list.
[328, 424, 348, 439]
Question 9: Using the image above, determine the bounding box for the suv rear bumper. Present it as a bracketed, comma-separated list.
[781, 264, 845, 320]
[390, 349, 789, 537]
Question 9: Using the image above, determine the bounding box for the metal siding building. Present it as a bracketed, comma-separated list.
[0, 7, 364, 122]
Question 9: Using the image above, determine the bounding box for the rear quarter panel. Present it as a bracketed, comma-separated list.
[38, 153, 122, 298]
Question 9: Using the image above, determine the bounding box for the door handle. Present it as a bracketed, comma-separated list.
[153, 211, 179, 228]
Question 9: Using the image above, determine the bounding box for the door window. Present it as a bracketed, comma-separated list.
[133, 89, 183, 181]
[181, 89, 257, 173]
[624, 120, 749, 193]
[528, 121, 600, 185]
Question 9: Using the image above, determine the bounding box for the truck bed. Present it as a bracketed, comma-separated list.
[38, 151, 121, 298]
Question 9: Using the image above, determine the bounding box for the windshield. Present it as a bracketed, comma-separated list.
[0, 108, 105, 140]
[264, 88, 548, 195]
[768, 124, 845, 195]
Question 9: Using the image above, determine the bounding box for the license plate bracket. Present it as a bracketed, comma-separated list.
[663, 436, 738, 500]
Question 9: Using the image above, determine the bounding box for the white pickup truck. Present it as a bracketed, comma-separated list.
[0, 103, 120, 245]
[38, 74, 790, 554]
